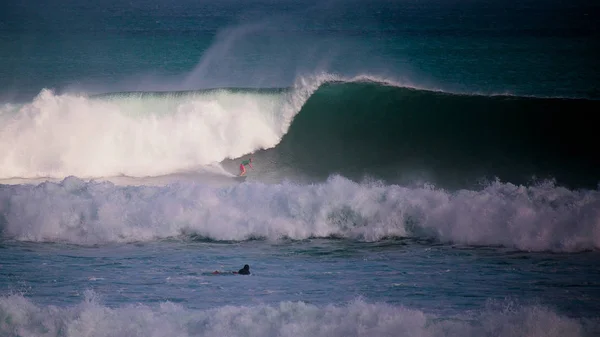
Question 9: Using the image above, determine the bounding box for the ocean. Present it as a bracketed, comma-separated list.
[1, 0, 599, 336]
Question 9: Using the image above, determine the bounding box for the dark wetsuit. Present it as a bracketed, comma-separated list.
[238, 264, 250, 275]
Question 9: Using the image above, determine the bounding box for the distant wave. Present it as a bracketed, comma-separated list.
[1, 176, 599, 252]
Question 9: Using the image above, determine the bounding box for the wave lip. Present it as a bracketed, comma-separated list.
[1, 176, 598, 252]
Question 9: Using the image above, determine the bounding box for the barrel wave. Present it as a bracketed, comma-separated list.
[1, 76, 599, 189]
[259, 81, 600, 189]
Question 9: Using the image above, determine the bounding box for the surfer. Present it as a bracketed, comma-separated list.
[238, 264, 250, 275]
[210, 264, 250, 275]
[239, 158, 253, 176]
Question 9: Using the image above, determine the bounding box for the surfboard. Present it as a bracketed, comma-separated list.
[204, 271, 237, 276]
[235, 175, 247, 182]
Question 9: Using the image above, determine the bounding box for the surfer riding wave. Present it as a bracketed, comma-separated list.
[239, 158, 253, 176]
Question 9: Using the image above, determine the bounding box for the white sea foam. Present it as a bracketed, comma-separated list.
[1, 176, 598, 252]
[0, 88, 287, 179]
[0, 292, 592, 337]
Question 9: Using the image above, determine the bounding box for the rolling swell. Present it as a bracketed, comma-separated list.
[260, 82, 600, 189]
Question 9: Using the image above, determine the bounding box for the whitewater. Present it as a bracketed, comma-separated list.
[0, 292, 591, 337]
[0, 87, 292, 179]
[0, 175, 598, 252]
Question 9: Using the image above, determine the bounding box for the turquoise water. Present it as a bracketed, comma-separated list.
[1, 0, 600, 336]
[2, 0, 598, 99]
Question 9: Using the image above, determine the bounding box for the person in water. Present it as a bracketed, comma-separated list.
[211, 264, 250, 275]
[239, 158, 253, 176]
[238, 264, 250, 275]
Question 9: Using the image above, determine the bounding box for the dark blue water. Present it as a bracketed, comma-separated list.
[1, 0, 599, 336]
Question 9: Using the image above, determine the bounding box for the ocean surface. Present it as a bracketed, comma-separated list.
[1, 0, 600, 336]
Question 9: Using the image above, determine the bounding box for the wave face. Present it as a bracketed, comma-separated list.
[258, 82, 600, 188]
[1, 176, 598, 252]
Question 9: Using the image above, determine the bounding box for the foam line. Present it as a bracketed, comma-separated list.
[1, 176, 598, 252]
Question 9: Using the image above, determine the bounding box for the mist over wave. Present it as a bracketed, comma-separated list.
[0, 291, 593, 337]
[1, 176, 598, 252]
